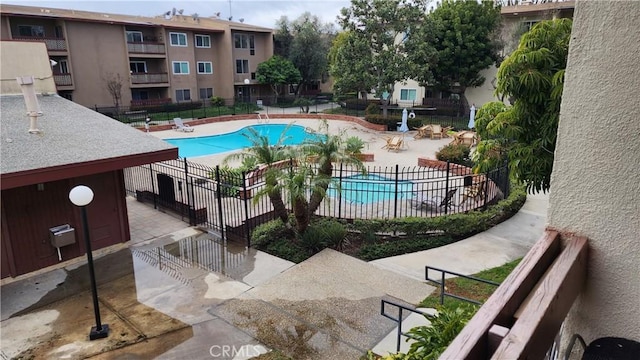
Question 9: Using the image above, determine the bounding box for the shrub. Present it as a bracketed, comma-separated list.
[251, 219, 294, 248]
[365, 114, 422, 129]
[345, 136, 365, 155]
[403, 305, 477, 360]
[299, 219, 347, 253]
[210, 96, 225, 106]
[436, 143, 471, 166]
[365, 102, 380, 115]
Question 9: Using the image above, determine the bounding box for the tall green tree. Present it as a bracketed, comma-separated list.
[223, 127, 291, 224]
[328, 31, 376, 99]
[336, 0, 431, 115]
[275, 13, 335, 96]
[223, 122, 363, 234]
[426, 0, 502, 94]
[475, 18, 573, 193]
[256, 56, 302, 103]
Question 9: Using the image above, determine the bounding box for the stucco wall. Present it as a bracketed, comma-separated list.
[549, 0, 640, 345]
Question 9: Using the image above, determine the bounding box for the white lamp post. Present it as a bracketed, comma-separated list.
[69, 185, 109, 340]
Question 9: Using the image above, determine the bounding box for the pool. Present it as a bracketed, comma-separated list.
[328, 174, 414, 204]
[165, 124, 319, 158]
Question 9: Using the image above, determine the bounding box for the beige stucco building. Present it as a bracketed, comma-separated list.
[0, 4, 274, 108]
[549, 0, 640, 349]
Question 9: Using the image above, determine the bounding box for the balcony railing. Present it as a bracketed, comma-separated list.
[13, 36, 67, 51]
[127, 42, 165, 54]
[53, 73, 72, 86]
[131, 73, 168, 85]
[440, 230, 588, 359]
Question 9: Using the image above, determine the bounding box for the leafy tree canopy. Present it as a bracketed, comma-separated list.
[474, 18, 573, 193]
[256, 56, 302, 100]
[427, 0, 502, 92]
[335, 0, 431, 99]
[274, 13, 335, 94]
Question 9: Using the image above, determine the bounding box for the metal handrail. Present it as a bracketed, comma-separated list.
[425, 265, 500, 305]
[381, 299, 433, 353]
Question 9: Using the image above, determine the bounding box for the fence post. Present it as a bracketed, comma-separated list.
[440, 271, 446, 305]
[183, 158, 195, 225]
[191, 99, 195, 119]
[444, 161, 450, 215]
[214, 165, 225, 241]
[394, 164, 399, 219]
[483, 169, 490, 211]
[338, 162, 343, 219]
[149, 163, 157, 209]
[242, 171, 251, 247]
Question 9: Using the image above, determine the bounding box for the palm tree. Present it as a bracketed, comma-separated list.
[302, 120, 365, 214]
[223, 126, 291, 223]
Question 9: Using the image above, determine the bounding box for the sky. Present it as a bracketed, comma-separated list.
[3, 0, 352, 29]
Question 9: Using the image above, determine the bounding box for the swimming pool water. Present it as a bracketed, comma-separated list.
[328, 174, 414, 204]
[165, 124, 318, 158]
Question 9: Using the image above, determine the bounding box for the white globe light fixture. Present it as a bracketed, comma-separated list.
[68, 184, 109, 340]
[244, 78, 250, 84]
[69, 185, 94, 207]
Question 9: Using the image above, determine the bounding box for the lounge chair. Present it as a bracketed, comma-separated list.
[461, 181, 486, 205]
[173, 118, 194, 132]
[383, 136, 403, 152]
[411, 188, 458, 212]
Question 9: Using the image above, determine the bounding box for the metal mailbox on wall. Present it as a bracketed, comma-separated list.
[49, 224, 76, 261]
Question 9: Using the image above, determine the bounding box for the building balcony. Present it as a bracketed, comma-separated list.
[13, 36, 67, 51]
[127, 42, 166, 55]
[53, 73, 72, 86]
[130, 73, 169, 86]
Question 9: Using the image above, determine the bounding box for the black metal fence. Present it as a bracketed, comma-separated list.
[124, 159, 509, 246]
[94, 97, 469, 129]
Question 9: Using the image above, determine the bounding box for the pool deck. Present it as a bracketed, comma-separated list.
[148, 117, 454, 168]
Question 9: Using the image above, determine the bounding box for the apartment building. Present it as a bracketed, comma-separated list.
[0, 4, 274, 108]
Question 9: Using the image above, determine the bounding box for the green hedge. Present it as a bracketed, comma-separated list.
[349, 183, 526, 238]
[364, 114, 423, 129]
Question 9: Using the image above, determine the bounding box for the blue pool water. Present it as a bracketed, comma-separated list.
[165, 124, 318, 158]
[328, 174, 414, 204]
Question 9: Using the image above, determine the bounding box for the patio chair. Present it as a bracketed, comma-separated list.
[439, 188, 457, 210]
[383, 136, 403, 152]
[461, 181, 486, 205]
[430, 124, 443, 140]
[413, 125, 431, 139]
[173, 118, 194, 132]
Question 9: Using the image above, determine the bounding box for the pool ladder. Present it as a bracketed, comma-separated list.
[257, 113, 269, 124]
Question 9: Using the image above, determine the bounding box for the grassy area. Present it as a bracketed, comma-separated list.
[252, 350, 292, 360]
[419, 258, 521, 309]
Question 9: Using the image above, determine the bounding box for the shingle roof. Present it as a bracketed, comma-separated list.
[1, 94, 177, 176]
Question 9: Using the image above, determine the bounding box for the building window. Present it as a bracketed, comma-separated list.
[58, 59, 69, 74]
[195, 34, 211, 48]
[55, 25, 64, 39]
[234, 34, 255, 49]
[172, 61, 189, 74]
[522, 20, 539, 32]
[175, 89, 191, 102]
[400, 89, 417, 101]
[199, 88, 213, 99]
[197, 61, 213, 74]
[126, 31, 143, 43]
[235, 59, 249, 74]
[18, 25, 45, 37]
[169, 32, 187, 46]
[129, 61, 147, 73]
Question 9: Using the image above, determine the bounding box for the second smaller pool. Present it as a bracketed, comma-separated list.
[165, 124, 319, 158]
[328, 174, 414, 204]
